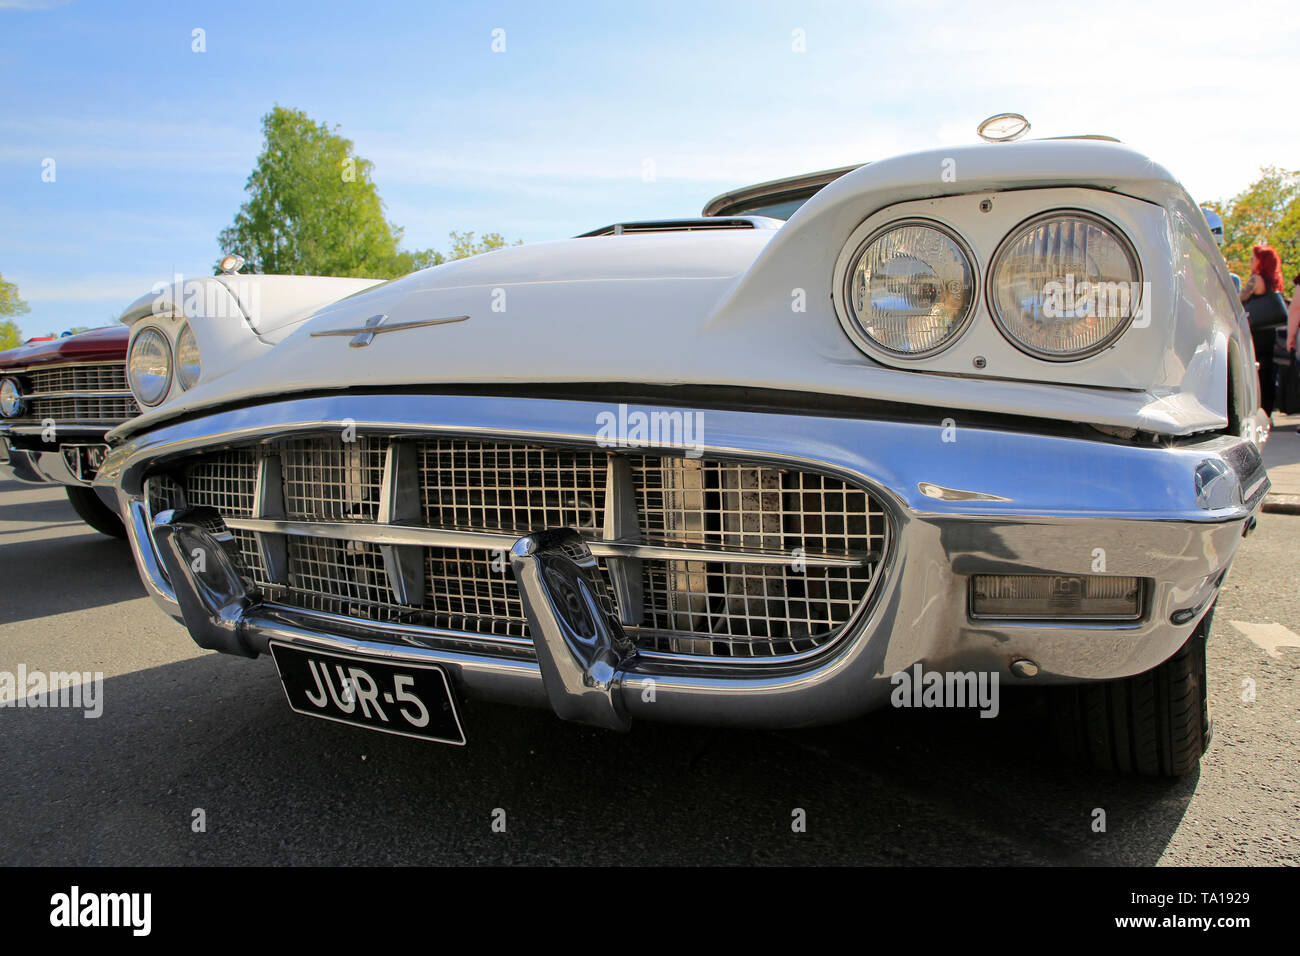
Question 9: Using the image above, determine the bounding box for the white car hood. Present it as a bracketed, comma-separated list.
[117, 139, 1241, 439]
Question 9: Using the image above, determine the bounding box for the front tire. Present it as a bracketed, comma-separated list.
[65, 486, 126, 539]
[1052, 606, 1213, 777]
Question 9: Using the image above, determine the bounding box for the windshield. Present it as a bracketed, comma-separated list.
[716, 193, 819, 220]
[702, 164, 863, 220]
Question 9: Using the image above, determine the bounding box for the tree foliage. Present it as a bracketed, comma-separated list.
[218, 106, 426, 278]
[0, 272, 29, 319]
[217, 106, 517, 279]
[0, 272, 30, 350]
[1207, 166, 1300, 281]
[447, 230, 518, 259]
[0, 320, 22, 351]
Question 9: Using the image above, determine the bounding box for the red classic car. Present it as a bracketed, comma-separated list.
[0, 326, 137, 536]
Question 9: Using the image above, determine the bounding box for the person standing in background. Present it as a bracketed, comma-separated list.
[1240, 244, 1288, 415]
[1283, 273, 1300, 425]
[1286, 273, 1300, 354]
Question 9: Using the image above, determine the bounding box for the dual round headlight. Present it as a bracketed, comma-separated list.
[988, 212, 1141, 360]
[175, 323, 201, 391]
[128, 323, 201, 407]
[128, 327, 173, 406]
[842, 220, 976, 357]
[840, 211, 1140, 362]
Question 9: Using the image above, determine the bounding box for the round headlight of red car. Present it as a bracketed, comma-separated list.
[0, 377, 24, 418]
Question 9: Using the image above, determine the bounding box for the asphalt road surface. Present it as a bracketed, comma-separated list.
[1, 477, 1296, 866]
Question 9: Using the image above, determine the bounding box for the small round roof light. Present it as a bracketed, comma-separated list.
[977, 113, 1031, 143]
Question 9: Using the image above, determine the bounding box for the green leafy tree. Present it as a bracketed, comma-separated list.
[447, 230, 519, 259]
[1275, 196, 1300, 285]
[217, 107, 520, 279]
[0, 272, 31, 350]
[217, 106, 424, 278]
[0, 320, 22, 351]
[1209, 166, 1300, 280]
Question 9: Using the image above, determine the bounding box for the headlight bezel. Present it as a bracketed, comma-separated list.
[985, 208, 1144, 363]
[834, 216, 979, 361]
[0, 377, 24, 418]
[175, 322, 201, 391]
[128, 326, 174, 407]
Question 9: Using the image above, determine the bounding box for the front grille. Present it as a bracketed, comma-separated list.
[15, 362, 140, 424]
[145, 434, 889, 661]
[283, 436, 386, 521]
[420, 441, 606, 535]
[28, 395, 139, 422]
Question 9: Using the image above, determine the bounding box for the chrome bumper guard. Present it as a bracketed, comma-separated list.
[151, 508, 258, 659]
[510, 529, 635, 731]
[102, 393, 1271, 731]
[153, 510, 636, 727]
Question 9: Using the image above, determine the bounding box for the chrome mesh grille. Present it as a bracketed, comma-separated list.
[283, 436, 386, 521]
[286, 537, 397, 617]
[632, 462, 879, 655]
[420, 440, 605, 534]
[19, 363, 139, 424]
[144, 434, 888, 661]
[425, 548, 526, 637]
[185, 450, 259, 517]
[146, 465, 270, 589]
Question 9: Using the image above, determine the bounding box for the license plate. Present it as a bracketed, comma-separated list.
[269, 643, 465, 745]
[61, 443, 109, 482]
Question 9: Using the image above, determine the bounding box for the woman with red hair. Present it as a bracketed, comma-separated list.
[1240, 244, 1289, 414]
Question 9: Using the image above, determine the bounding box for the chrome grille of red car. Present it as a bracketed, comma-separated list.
[14, 362, 140, 424]
[144, 435, 889, 662]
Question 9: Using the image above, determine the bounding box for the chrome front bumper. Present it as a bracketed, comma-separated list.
[96, 393, 1269, 730]
[0, 424, 114, 488]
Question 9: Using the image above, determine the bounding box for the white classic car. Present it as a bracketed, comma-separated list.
[97, 132, 1269, 777]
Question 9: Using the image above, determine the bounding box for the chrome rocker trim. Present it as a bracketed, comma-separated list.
[98, 392, 1269, 731]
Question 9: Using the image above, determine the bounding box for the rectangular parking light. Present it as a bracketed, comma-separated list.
[970, 574, 1143, 621]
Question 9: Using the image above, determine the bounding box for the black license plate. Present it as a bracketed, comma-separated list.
[269, 643, 465, 745]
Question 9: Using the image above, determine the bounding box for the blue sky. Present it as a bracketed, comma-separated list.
[1, 0, 1296, 338]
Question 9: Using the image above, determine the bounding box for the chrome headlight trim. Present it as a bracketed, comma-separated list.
[0, 377, 24, 418]
[834, 217, 979, 361]
[175, 322, 201, 391]
[986, 209, 1143, 362]
[128, 326, 173, 407]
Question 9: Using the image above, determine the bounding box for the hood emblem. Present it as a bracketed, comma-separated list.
[311, 313, 470, 348]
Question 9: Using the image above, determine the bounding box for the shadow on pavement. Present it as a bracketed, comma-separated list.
[0, 518, 140, 624]
[0, 650, 1194, 866]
